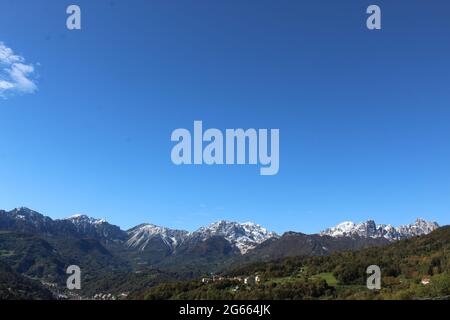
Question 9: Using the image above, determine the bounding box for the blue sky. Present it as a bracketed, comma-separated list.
[0, 0, 449, 234]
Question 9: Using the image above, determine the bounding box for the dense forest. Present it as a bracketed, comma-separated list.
[0, 260, 53, 300]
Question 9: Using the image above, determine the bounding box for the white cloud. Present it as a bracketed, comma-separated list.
[0, 42, 38, 98]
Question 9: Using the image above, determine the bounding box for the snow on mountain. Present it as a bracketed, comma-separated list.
[126, 223, 189, 251]
[0, 209, 277, 254]
[320, 218, 439, 241]
[62, 214, 127, 241]
[65, 214, 107, 226]
[0, 207, 55, 234]
[191, 220, 279, 254]
[6, 207, 52, 224]
[320, 221, 356, 237]
[396, 219, 440, 237]
[126, 221, 278, 254]
[1, 207, 440, 254]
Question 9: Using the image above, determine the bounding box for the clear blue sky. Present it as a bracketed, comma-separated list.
[0, 0, 449, 234]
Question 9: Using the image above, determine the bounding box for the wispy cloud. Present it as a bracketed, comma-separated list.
[0, 42, 37, 98]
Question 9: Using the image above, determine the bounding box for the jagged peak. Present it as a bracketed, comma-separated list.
[64, 214, 107, 225]
[320, 218, 439, 241]
[192, 219, 278, 254]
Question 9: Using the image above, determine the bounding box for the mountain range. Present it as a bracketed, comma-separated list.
[0, 207, 439, 257]
[136, 226, 450, 300]
[0, 207, 441, 299]
[320, 218, 438, 241]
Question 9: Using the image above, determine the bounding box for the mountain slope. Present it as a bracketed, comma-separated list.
[0, 260, 53, 300]
[242, 219, 440, 265]
[0, 230, 131, 289]
[0, 209, 278, 256]
[0, 208, 128, 243]
[241, 232, 389, 262]
[189, 221, 278, 254]
[64, 214, 127, 243]
[126, 223, 189, 252]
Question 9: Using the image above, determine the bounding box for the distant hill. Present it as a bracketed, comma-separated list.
[241, 232, 389, 262]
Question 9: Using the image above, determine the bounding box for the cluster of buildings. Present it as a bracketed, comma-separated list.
[93, 293, 116, 300]
[201, 274, 262, 286]
[92, 292, 128, 300]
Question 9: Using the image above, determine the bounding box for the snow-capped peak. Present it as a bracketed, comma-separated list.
[126, 223, 189, 251]
[396, 218, 439, 238]
[124, 220, 277, 254]
[5, 207, 52, 225]
[320, 218, 439, 241]
[61, 214, 126, 241]
[65, 214, 107, 225]
[321, 221, 356, 237]
[192, 220, 278, 254]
